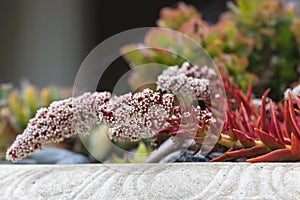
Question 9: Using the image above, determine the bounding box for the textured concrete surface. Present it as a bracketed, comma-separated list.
[0, 163, 299, 200]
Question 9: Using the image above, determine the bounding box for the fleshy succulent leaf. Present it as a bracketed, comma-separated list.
[288, 92, 300, 138]
[284, 99, 293, 138]
[233, 129, 255, 148]
[254, 128, 285, 150]
[291, 133, 300, 159]
[294, 95, 300, 110]
[240, 103, 255, 138]
[145, 29, 177, 49]
[269, 100, 284, 143]
[246, 149, 298, 162]
[211, 146, 269, 162]
[260, 89, 271, 132]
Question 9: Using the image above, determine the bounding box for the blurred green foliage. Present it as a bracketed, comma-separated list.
[122, 0, 300, 100]
[228, 0, 300, 99]
[0, 82, 71, 160]
[106, 142, 150, 164]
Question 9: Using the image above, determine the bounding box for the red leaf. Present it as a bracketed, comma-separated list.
[224, 110, 238, 139]
[210, 147, 234, 162]
[247, 149, 298, 162]
[240, 103, 255, 138]
[284, 100, 293, 137]
[236, 109, 248, 133]
[211, 146, 269, 162]
[295, 95, 300, 109]
[288, 92, 300, 138]
[254, 116, 261, 128]
[291, 133, 300, 159]
[225, 146, 269, 157]
[254, 128, 285, 150]
[277, 102, 284, 119]
[260, 89, 271, 132]
[269, 101, 284, 143]
[246, 84, 252, 102]
[233, 129, 255, 148]
[237, 89, 252, 115]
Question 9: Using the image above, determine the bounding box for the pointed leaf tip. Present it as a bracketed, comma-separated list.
[233, 129, 255, 148]
[260, 89, 271, 132]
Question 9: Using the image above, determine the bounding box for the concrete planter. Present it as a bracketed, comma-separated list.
[0, 163, 299, 199]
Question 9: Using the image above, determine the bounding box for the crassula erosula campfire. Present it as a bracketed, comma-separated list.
[7, 61, 300, 163]
[7, 62, 215, 162]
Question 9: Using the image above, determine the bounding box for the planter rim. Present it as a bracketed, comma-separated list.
[1, 163, 299, 199]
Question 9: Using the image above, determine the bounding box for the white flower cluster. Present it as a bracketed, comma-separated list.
[98, 88, 178, 141]
[6, 92, 111, 162]
[161, 62, 217, 79]
[6, 63, 217, 162]
[156, 62, 213, 100]
[193, 106, 215, 124]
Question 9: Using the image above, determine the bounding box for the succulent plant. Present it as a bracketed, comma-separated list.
[123, 1, 300, 99]
[157, 2, 202, 31]
[227, 0, 300, 100]
[6, 1, 300, 163]
[5, 61, 300, 163]
[154, 63, 300, 162]
[212, 84, 300, 162]
[122, 2, 258, 93]
[6, 62, 217, 162]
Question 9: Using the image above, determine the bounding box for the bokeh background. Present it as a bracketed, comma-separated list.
[0, 0, 234, 90]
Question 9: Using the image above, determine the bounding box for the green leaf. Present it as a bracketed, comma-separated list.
[8, 90, 28, 130]
[23, 85, 39, 118]
[130, 142, 150, 163]
[0, 84, 12, 107]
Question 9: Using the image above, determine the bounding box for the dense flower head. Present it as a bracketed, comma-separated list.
[159, 62, 217, 79]
[156, 62, 214, 100]
[99, 88, 179, 141]
[7, 89, 182, 161]
[72, 92, 111, 134]
[6, 92, 111, 162]
[193, 106, 215, 124]
[6, 68, 216, 162]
